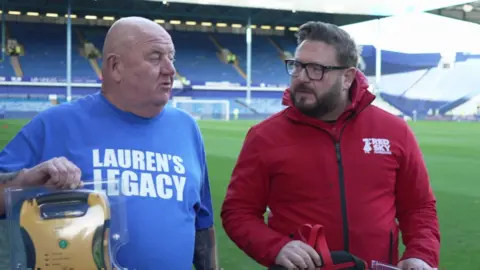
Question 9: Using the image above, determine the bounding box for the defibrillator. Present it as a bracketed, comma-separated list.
[19, 190, 112, 270]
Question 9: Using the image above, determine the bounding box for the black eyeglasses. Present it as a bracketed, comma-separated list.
[285, 59, 349, 81]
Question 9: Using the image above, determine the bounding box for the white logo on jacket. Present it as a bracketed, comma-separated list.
[362, 138, 391, 155]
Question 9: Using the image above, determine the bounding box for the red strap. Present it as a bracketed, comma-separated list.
[299, 224, 334, 270]
[306, 225, 318, 246]
[311, 225, 334, 270]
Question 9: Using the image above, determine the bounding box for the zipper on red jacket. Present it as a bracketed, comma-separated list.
[331, 111, 360, 252]
[288, 103, 371, 253]
[334, 139, 349, 252]
[330, 103, 371, 253]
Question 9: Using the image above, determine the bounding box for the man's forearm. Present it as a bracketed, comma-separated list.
[0, 171, 20, 184]
[193, 226, 218, 270]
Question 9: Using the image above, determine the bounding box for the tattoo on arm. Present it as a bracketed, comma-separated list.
[193, 227, 218, 270]
[0, 172, 20, 184]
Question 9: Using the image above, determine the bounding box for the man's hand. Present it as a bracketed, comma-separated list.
[274, 240, 322, 270]
[398, 258, 435, 270]
[16, 157, 83, 189]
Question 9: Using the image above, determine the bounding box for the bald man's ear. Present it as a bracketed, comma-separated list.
[105, 53, 122, 83]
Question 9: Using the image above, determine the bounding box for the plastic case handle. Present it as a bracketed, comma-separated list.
[35, 190, 91, 205]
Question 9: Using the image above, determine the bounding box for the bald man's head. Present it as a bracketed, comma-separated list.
[101, 16, 176, 118]
[102, 17, 171, 64]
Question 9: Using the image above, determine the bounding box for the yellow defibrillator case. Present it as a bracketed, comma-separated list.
[19, 190, 112, 270]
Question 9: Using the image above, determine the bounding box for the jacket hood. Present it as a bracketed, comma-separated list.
[281, 70, 375, 112]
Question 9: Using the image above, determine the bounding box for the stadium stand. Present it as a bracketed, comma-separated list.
[8, 21, 97, 80]
[0, 17, 479, 122]
[0, 59, 15, 78]
[447, 93, 480, 116]
[212, 33, 290, 85]
[170, 31, 245, 84]
[379, 57, 480, 118]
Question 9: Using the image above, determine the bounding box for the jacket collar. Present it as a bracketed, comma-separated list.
[282, 70, 376, 129]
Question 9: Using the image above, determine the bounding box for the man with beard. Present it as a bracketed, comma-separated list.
[0, 17, 217, 270]
[221, 21, 439, 270]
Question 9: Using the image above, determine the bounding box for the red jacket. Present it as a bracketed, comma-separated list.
[221, 71, 440, 268]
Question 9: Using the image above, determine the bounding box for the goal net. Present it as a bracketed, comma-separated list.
[171, 99, 230, 121]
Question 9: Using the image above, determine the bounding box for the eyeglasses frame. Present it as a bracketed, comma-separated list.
[284, 59, 349, 81]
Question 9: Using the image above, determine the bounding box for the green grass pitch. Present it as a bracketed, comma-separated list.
[0, 119, 478, 269]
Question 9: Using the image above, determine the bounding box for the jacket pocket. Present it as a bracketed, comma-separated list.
[388, 230, 394, 264]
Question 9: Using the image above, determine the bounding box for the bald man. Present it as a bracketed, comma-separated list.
[0, 17, 218, 270]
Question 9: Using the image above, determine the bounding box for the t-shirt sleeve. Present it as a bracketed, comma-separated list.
[193, 124, 214, 230]
[0, 116, 45, 173]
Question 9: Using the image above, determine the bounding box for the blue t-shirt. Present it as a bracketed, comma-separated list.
[0, 92, 214, 270]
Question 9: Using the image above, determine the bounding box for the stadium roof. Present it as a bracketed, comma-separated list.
[3, 0, 480, 27]
[2, 0, 380, 27]
[153, 0, 474, 16]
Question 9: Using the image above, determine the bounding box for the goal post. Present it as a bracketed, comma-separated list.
[171, 99, 231, 121]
